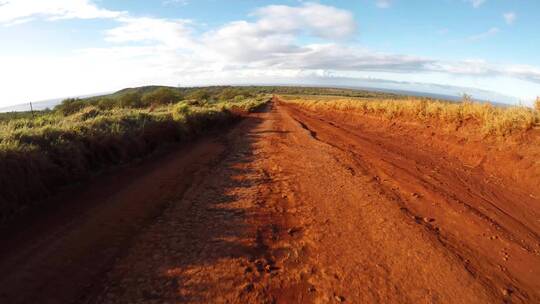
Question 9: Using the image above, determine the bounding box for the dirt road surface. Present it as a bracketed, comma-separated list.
[0, 98, 538, 303]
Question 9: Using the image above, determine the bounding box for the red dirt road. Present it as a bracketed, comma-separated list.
[0, 98, 539, 303]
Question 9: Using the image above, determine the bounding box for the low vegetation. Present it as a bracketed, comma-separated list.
[1, 85, 537, 222]
[281, 95, 540, 136]
[0, 86, 269, 222]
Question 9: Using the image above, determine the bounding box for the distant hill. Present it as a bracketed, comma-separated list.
[0, 85, 513, 113]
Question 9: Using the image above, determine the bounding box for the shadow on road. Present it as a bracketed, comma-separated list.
[89, 102, 292, 303]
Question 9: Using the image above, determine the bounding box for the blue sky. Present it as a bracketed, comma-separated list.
[0, 0, 539, 107]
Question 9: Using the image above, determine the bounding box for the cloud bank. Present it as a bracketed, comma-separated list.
[0, 0, 539, 106]
[0, 0, 124, 25]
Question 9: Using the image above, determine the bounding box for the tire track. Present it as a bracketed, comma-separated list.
[281, 100, 540, 303]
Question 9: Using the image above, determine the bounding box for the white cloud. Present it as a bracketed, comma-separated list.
[101, 2, 357, 64]
[0, 0, 124, 25]
[105, 17, 195, 49]
[202, 20, 306, 62]
[198, 2, 356, 62]
[503, 12, 516, 25]
[465, 0, 486, 8]
[429, 60, 540, 85]
[502, 65, 540, 84]
[252, 3, 357, 39]
[1, 1, 540, 106]
[256, 44, 433, 73]
[467, 27, 499, 41]
[376, 0, 392, 8]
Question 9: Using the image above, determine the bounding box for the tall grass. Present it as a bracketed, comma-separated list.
[0, 96, 269, 222]
[281, 95, 540, 136]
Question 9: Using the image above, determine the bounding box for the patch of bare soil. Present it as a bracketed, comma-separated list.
[0, 138, 228, 304]
[1, 98, 539, 303]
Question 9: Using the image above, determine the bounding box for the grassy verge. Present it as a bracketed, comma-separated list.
[281, 95, 540, 136]
[0, 96, 269, 222]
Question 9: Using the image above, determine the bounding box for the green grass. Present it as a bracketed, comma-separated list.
[0, 95, 269, 222]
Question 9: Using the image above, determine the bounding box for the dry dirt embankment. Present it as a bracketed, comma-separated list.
[0, 98, 539, 303]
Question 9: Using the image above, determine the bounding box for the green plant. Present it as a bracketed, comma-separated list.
[0, 95, 271, 223]
[172, 102, 191, 120]
[119, 92, 143, 108]
[55, 98, 87, 116]
[141, 88, 181, 106]
[96, 97, 117, 110]
[186, 89, 211, 101]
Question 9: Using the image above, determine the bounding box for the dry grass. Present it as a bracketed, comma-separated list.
[281, 95, 540, 136]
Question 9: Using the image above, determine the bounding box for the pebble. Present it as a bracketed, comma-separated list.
[502, 287, 513, 296]
[244, 283, 254, 292]
[288, 227, 301, 235]
[335, 295, 345, 302]
[423, 217, 435, 223]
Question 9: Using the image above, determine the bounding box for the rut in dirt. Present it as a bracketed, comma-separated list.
[1, 99, 539, 304]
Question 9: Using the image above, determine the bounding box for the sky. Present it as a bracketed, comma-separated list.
[0, 0, 539, 107]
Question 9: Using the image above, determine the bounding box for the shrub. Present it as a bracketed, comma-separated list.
[141, 88, 181, 106]
[219, 88, 240, 101]
[172, 103, 191, 120]
[97, 97, 117, 110]
[70, 106, 102, 122]
[55, 98, 88, 116]
[233, 95, 245, 103]
[186, 89, 210, 101]
[535, 97, 540, 112]
[119, 92, 143, 108]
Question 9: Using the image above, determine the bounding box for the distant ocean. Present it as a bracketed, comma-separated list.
[0, 92, 110, 113]
[0, 98, 62, 112]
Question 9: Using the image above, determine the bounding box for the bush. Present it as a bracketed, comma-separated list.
[55, 98, 88, 116]
[141, 88, 181, 106]
[535, 97, 540, 112]
[96, 97, 117, 110]
[186, 89, 210, 101]
[172, 103, 191, 120]
[219, 88, 240, 101]
[70, 106, 102, 122]
[119, 92, 143, 108]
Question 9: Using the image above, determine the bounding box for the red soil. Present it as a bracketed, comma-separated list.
[0, 98, 538, 303]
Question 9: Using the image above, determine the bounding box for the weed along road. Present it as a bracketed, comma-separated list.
[0, 98, 539, 303]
